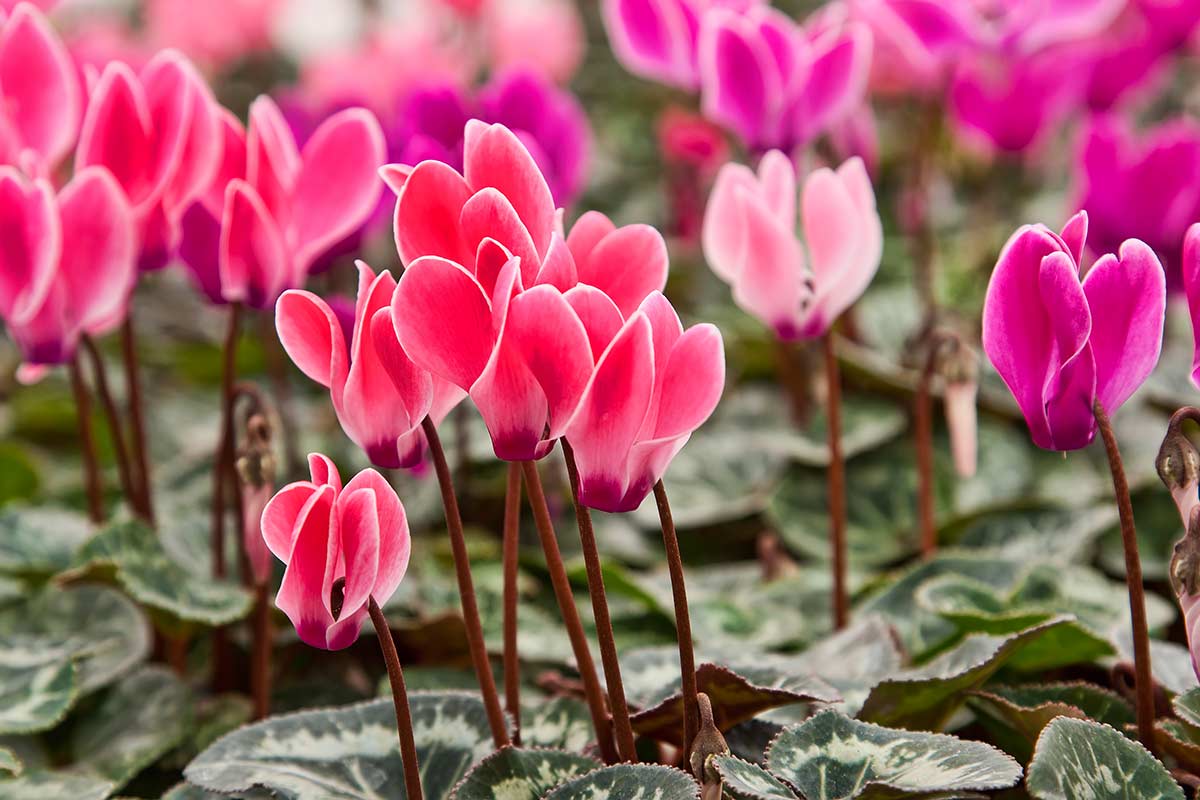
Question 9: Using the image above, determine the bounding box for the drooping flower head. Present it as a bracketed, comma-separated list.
[703, 150, 881, 340]
[262, 455, 411, 650]
[982, 211, 1165, 451]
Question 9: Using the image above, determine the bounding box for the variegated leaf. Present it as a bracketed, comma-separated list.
[451, 747, 599, 800]
[0, 745, 21, 775]
[1173, 686, 1200, 729]
[0, 770, 114, 799]
[519, 697, 593, 751]
[0, 506, 91, 579]
[713, 755, 797, 799]
[969, 683, 1133, 747]
[185, 691, 503, 799]
[542, 764, 700, 800]
[765, 710, 1021, 800]
[0, 657, 76, 734]
[1027, 718, 1181, 800]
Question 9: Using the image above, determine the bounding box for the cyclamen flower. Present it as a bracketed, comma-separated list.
[0, 166, 135, 377]
[76, 49, 222, 271]
[1178, 224, 1200, 388]
[982, 211, 1165, 451]
[565, 291, 724, 512]
[179, 95, 385, 309]
[276, 261, 463, 469]
[0, 3, 80, 176]
[703, 150, 882, 340]
[850, 0, 979, 96]
[262, 455, 410, 650]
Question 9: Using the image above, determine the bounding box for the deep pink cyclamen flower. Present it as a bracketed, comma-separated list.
[0, 166, 135, 377]
[75, 49, 222, 271]
[565, 291, 724, 512]
[179, 95, 385, 309]
[261, 454, 410, 650]
[0, 3, 80, 176]
[982, 211, 1165, 452]
[849, 0, 980, 96]
[703, 150, 882, 340]
[1177, 224, 1200, 389]
[276, 261, 464, 469]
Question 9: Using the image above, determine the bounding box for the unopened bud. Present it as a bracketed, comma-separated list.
[1172, 506, 1200, 599]
[936, 336, 978, 479]
[689, 693, 729, 785]
[1158, 426, 1200, 526]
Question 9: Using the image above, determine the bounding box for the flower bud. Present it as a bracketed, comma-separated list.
[1157, 423, 1200, 526]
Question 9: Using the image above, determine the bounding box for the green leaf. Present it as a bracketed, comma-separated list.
[542, 763, 700, 800]
[0, 506, 91, 579]
[185, 691, 503, 799]
[954, 507, 1116, 563]
[969, 682, 1134, 757]
[69, 519, 252, 629]
[519, 697, 594, 752]
[0, 770, 114, 800]
[0, 444, 39, 507]
[765, 709, 1022, 800]
[714, 755, 798, 799]
[162, 783, 226, 800]
[0, 657, 76, 734]
[451, 747, 600, 800]
[1112, 632, 1198, 696]
[1152, 719, 1200, 773]
[1173, 687, 1200, 729]
[0, 746, 20, 776]
[1027, 717, 1181, 800]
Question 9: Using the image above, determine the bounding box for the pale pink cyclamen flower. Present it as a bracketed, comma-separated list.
[143, 0, 281, 72]
[262, 454, 410, 650]
[982, 211, 1165, 452]
[703, 150, 882, 340]
[386, 120, 668, 460]
[276, 261, 464, 469]
[179, 95, 385, 309]
[0, 3, 81, 176]
[565, 291, 725, 512]
[75, 49, 222, 271]
[849, 0, 980, 96]
[0, 166, 135, 380]
[480, 0, 587, 83]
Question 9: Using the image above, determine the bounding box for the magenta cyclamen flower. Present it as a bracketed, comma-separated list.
[0, 166, 135, 377]
[262, 455, 410, 650]
[1178, 224, 1200, 388]
[276, 261, 464, 469]
[982, 212, 1166, 451]
[0, 3, 80, 176]
[179, 95, 385, 309]
[703, 150, 881, 339]
[565, 291, 724, 512]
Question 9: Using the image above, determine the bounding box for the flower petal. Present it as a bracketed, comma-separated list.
[393, 159, 473, 267]
[0, 167, 58, 326]
[463, 120, 555, 258]
[276, 289, 350, 390]
[219, 179, 289, 310]
[343, 469, 410, 607]
[565, 284, 624, 361]
[261, 481, 317, 562]
[274, 483, 338, 650]
[460, 187, 541, 285]
[575, 223, 668, 318]
[75, 62, 156, 210]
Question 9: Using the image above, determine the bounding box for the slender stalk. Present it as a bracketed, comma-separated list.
[421, 417, 511, 748]
[1094, 402, 1157, 753]
[368, 596, 424, 800]
[81, 336, 140, 517]
[521, 459, 617, 764]
[914, 343, 938, 558]
[562, 441, 638, 762]
[69, 358, 105, 524]
[652, 480, 699, 761]
[823, 334, 849, 630]
[121, 315, 155, 524]
[166, 636, 188, 675]
[773, 339, 809, 426]
[502, 461, 523, 743]
[251, 582, 272, 719]
[211, 303, 241, 692]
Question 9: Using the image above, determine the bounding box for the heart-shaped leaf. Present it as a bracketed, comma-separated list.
[0, 657, 76, 735]
[969, 682, 1134, 745]
[520, 697, 594, 751]
[0, 506, 91, 579]
[0, 746, 20, 776]
[0, 770, 114, 800]
[542, 763, 700, 800]
[714, 755, 797, 799]
[1174, 687, 1200, 729]
[1027, 717, 1181, 800]
[452, 747, 600, 800]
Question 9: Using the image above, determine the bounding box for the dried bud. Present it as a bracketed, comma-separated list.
[689, 693, 729, 786]
[1172, 506, 1200, 599]
[237, 411, 276, 586]
[236, 413, 277, 489]
[936, 335, 978, 479]
[1157, 425, 1200, 526]
[757, 531, 798, 582]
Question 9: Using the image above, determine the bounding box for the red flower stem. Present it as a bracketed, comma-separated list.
[652, 480, 699, 762]
[1094, 402, 1157, 753]
[823, 334, 849, 630]
[251, 581, 272, 719]
[521, 458, 617, 764]
[914, 343, 939, 558]
[773, 338, 809, 425]
[421, 416, 511, 748]
[211, 302, 241, 692]
[562, 441, 639, 763]
[68, 357, 105, 524]
[368, 596, 424, 800]
[121, 315, 155, 524]
[81, 336, 140, 519]
[502, 461, 523, 743]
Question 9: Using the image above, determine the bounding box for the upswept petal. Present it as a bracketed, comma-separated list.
[566, 209, 616, 268]
[730, 184, 809, 339]
[463, 120, 556, 258]
[460, 187, 541, 285]
[219, 179, 289, 310]
[330, 487, 379, 636]
[601, 0, 698, 89]
[342, 468, 410, 606]
[565, 284, 625, 361]
[574, 223, 669, 318]
[1185, 223, 1200, 389]
[702, 161, 760, 283]
[274, 484, 337, 649]
[276, 289, 350, 390]
[75, 62, 157, 210]
[245, 95, 300, 222]
[393, 159, 473, 267]
[260, 481, 317, 562]
[0, 167, 57, 325]
[698, 9, 782, 149]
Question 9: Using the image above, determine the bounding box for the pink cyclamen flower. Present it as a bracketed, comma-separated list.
[262, 454, 410, 650]
[243, 481, 273, 586]
[180, 95, 385, 309]
[850, 0, 980, 96]
[982, 211, 1165, 451]
[276, 261, 463, 469]
[0, 3, 80, 176]
[565, 291, 724, 512]
[703, 150, 881, 340]
[481, 0, 587, 84]
[1178, 223, 1200, 389]
[0, 166, 135, 376]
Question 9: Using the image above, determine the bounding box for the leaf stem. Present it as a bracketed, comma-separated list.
[211, 302, 241, 692]
[914, 340, 939, 558]
[562, 441, 638, 762]
[502, 461, 522, 743]
[68, 357, 105, 524]
[521, 458, 617, 763]
[421, 416, 511, 748]
[121, 314, 155, 524]
[1094, 401, 1157, 753]
[368, 596, 423, 800]
[82, 335, 140, 519]
[653, 480, 699, 762]
[823, 334, 849, 630]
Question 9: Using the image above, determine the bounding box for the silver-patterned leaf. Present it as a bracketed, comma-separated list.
[0, 770, 115, 800]
[185, 691, 503, 800]
[519, 697, 593, 752]
[162, 782, 227, 799]
[542, 764, 700, 800]
[787, 616, 904, 716]
[451, 747, 599, 800]
[0, 745, 22, 775]
[1174, 687, 1200, 729]
[713, 755, 797, 799]
[1026, 717, 1181, 800]
[766, 710, 1022, 800]
[0, 506, 91, 579]
[0, 656, 76, 734]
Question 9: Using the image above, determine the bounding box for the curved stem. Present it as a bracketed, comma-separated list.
[653, 480, 699, 762]
[121, 315, 155, 524]
[823, 334, 849, 630]
[81, 336, 140, 518]
[521, 459, 617, 764]
[211, 303, 241, 692]
[421, 417, 510, 748]
[68, 357, 105, 524]
[914, 343, 939, 558]
[562, 441, 638, 762]
[251, 582, 272, 719]
[1094, 402, 1157, 753]
[502, 461, 522, 743]
[368, 597, 424, 800]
